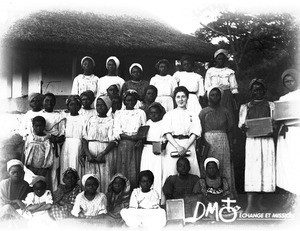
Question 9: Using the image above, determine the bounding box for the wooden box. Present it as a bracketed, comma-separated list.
[245, 117, 273, 138]
[274, 100, 300, 121]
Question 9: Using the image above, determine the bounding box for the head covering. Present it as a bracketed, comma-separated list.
[95, 95, 112, 110]
[155, 59, 170, 70]
[28, 93, 43, 103]
[248, 78, 267, 90]
[80, 90, 95, 102]
[123, 89, 140, 102]
[7, 159, 24, 172]
[207, 86, 223, 98]
[66, 95, 82, 106]
[214, 49, 229, 59]
[281, 69, 299, 82]
[107, 83, 121, 92]
[106, 56, 120, 69]
[81, 56, 95, 67]
[31, 175, 47, 187]
[63, 167, 79, 183]
[129, 63, 143, 74]
[81, 174, 100, 187]
[204, 157, 220, 170]
[108, 173, 131, 194]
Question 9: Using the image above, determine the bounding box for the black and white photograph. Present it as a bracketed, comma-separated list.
[0, 0, 300, 230]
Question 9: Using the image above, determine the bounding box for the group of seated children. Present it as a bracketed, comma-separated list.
[0, 156, 234, 228]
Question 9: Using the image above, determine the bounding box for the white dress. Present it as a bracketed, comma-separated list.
[161, 108, 201, 186]
[120, 188, 166, 229]
[239, 102, 275, 192]
[97, 75, 125, 97]
[60, 114, 85, 181]
[150, 74, 178, 112]
[79, 108, 97, 123]
[42, 110, 65, 191]
[22, 190, 53, 220]
[276, 89, 300, 195]
[71, 191, 107, 217]
[173, 71, 205, 115]
[204, 67, 238, 93]
[83, 115, 116, 193]
[140, 120, 165, 199]
[71, 74, 100, 96]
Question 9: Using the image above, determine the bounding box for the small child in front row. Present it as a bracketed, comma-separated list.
[120, 170, 166, 229]
[24, 116, 54, 189]
[193, 157, 232, 206]
[22, 176, 53, 218]
[71, 174, 107, 218]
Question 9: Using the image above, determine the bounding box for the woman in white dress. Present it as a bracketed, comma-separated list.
[60, 95, 85, 181]
[80, 96, 117, 193]
[150, 59, 178, 112]
[140, 102, 166, 200]
[113, 90, 147, 188]
[239, 79, 275, 213]
[97, 56, 125, 97]
[161, 86, 201, 202]
[205, 49, 239, 117]
[276, 69, 300, 206]
[79, 90, 97, 122]
[173, 55, 205, 115]
[71, 56, 100, 96]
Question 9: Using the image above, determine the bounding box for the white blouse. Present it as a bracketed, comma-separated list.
[113, 109, 146, 138]
[71, 191, 107, 217]
[129, 188, 160, 209]
[71, 74, 100, 96]
[205, 67, 238, 94]
[173, 71, 205, 97]
[150, 74, 178, 97]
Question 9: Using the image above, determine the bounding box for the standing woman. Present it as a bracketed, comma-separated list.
[173, 55, 205, 115]
[276, 69, 300, 204]
[150, 59, 178, 112]
[71, 56, 100, 97]
[98, 56, 125, 97]
[161, 86, 201, 194]
[238, 79, 275, 212]
[199, 87, 236, 196]
[81, 96, 118, 193]
[113, 90, 147, 188]
[205, 49, 239, 117]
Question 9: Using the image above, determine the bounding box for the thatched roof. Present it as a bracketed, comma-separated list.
[2, 11, 215, 61]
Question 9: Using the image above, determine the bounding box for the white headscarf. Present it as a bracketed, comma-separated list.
[81, 56, 95, 67]
[214, 49, 229, 59]
[129, 63, 143, 74]
[207, 86, 223, 98]
[106, 56, 120, 69]
[204, 157, 220, 170]
[7, 159, 24, 172]
[81, 174, 100, 187]
[94, 95, 112, 110]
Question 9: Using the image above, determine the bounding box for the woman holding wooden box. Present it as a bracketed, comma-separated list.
[238, 78, 275, 213]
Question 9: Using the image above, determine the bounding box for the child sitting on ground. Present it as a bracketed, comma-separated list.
[71, 174, 107, 218]
[193, 157, 232, 206]
[0, 159, 30, 220]
[24, 116, 54, 189]
[120, 170, 166, 229]
[163, 157, 200, 217]
[23, 176, 53, 219]
[106, 173, 131, 223]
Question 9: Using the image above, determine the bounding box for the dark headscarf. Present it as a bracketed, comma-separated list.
[66, 95, 82, 107]
[80, 90, 95, 102]
[249, 78, 267, 90]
